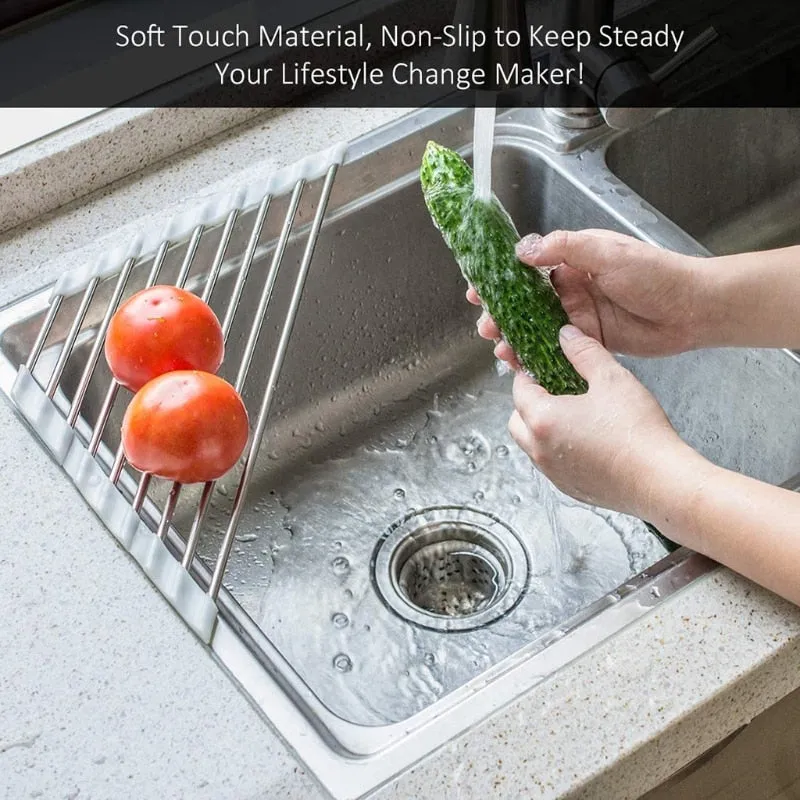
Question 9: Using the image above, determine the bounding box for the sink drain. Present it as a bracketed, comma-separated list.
[373, 507, 529, 631]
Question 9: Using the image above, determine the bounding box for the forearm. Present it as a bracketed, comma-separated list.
[695, 245, 800, 349]
[643, 445, 800, 606]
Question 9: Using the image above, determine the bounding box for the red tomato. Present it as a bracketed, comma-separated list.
[105, 286, 224, 391]
[121, 371, 249, 484]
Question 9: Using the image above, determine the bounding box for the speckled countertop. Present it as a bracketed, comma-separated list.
[2, 107, 800, 800]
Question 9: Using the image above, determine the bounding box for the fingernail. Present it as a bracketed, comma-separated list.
[559, 324, 582, 341]
[515, 233, 543, 261]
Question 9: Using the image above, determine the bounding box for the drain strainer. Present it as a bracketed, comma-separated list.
[373, 507, 529, 631]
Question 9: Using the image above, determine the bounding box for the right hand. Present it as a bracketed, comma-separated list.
[507, 325, 695, 518]
[469, 228, 704, 363]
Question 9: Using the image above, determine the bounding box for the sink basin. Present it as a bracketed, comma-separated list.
[2, 107, 800, 798]
[606, 109, 800, 255]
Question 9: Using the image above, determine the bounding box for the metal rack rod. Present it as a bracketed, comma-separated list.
[67, 258, 136, 427]
[128, 225, 203, 513]
[209, 163, 338, 599]
[26, 295, 62, 373]
[153, 196, 272, 542]
[202, 210, 238, 304]
[221, 195, 271, 337]
[176, 225, 204, 287]
[156, 482, 182, 540]
[90, 241, 171, 458]
[45, 277, 100, 398]
[149, 209, 238, 541]
[181, 179, 306, 569]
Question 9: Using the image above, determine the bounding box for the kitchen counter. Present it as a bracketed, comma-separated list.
[2, 106, 800, 800]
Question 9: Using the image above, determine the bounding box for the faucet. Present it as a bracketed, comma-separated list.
[464, 0, 718, 131]
[553, 5, 719, 131]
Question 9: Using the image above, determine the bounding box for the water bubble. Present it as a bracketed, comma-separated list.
[650, 586, 661, 599]
[333, 653, 353, 672]
[363, 624, 371, 632]
[473, 490, 485, 502]
[511, 495, 521, 505]
[495, 445, 509, 457]
[315, 421, 326, 432]
[331, 556, 350, 575]
[331, 613, 349, 629]
[344, 589, 354, 600]
[393, 488, 406, 499]
[218, 485, 229, 497]
[442, 433, 491, 473]
[423, 652, 436, 666]
[235, 533, 258, 543]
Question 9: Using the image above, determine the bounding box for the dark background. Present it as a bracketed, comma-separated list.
[0, 0, 798, 108]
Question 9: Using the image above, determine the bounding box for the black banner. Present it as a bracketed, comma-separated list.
[1, 0, 798, 108]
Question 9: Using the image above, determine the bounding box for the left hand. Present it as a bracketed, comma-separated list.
[508, 324, 688, 518]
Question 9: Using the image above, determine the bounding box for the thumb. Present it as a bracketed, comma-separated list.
[559, 325, 618, 382]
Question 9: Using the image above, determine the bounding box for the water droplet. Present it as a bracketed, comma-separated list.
[473, 490, 484, 502]
[363, 624, 371, 632]
[235, 533, 258, 543]
[650, 586, 661, 599]
[331, 612, 349, 629]
[315, 421, 325, 432]
[393, 488, 405, 499]
[423, 652, 436, 666]
[333, 653, 353, 672]
[331, 556, 350, 575]
[511, 495, 521, 505]
[218, 485, 229, 497]
[495, 445, 509, 457]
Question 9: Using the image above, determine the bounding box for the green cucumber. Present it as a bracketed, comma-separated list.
[420, 141, 587, 396]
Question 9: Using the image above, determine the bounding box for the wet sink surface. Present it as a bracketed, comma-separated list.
[3, 107, 800, 796]
[606, 109, 800, 254]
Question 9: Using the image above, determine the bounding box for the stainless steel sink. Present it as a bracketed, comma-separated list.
[2, 107, 800, 799]
[606, 108, 800, 255]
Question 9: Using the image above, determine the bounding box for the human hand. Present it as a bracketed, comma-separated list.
[468, 228, 704, 365]
[507, 324, 692, 518]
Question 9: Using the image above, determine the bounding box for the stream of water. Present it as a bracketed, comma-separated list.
[472, 104, 496, 201]
[472, 104, 566, 571]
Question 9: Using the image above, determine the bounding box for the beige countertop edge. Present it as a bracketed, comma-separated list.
[0, 108, 268, 235]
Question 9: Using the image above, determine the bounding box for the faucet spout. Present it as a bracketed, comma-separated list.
[457, 0, 531, 93]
